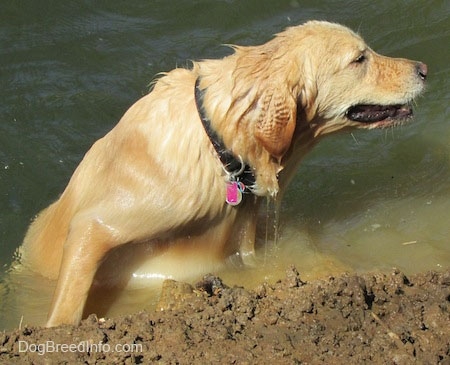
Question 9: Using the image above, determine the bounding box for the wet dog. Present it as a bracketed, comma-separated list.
[20, 21, 427, 326]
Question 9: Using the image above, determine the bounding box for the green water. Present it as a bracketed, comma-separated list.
[0, 1, 449, 329]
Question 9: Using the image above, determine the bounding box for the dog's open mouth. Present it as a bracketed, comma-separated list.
[346, 104, 413, 124]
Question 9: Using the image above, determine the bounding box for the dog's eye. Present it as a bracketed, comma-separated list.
[353, 53, 366, 64]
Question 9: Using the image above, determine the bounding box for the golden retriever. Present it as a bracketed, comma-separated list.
[19, 21, 427, 327]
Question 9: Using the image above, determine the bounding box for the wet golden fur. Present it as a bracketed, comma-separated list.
[19, 21, 426, 326]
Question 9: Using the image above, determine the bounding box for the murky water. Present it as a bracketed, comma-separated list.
[1, 1, 448, 329]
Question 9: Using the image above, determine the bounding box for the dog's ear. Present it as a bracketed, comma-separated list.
[255, 87, 297, 160]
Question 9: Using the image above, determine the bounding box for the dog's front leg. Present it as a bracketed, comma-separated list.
[46, 216, 117, 327]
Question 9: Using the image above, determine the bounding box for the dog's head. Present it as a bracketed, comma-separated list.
[196, 21, 427, 196]
[287, 21, 426, 132]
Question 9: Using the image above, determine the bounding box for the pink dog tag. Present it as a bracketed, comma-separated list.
[226, 181, 245, 206]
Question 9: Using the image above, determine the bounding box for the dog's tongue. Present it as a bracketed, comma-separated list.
[347, 104, 412, 123]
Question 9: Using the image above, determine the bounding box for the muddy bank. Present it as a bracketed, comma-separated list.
[1, 267, 449, 364]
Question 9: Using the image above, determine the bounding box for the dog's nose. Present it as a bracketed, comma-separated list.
[416, 62, 428, 81]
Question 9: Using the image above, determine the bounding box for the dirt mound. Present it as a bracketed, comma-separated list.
[1, 267, 449, 364]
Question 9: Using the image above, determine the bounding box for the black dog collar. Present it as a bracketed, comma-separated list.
[194, 78, 255, 204]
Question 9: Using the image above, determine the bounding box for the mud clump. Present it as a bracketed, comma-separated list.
[1, 267, 449, 364]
